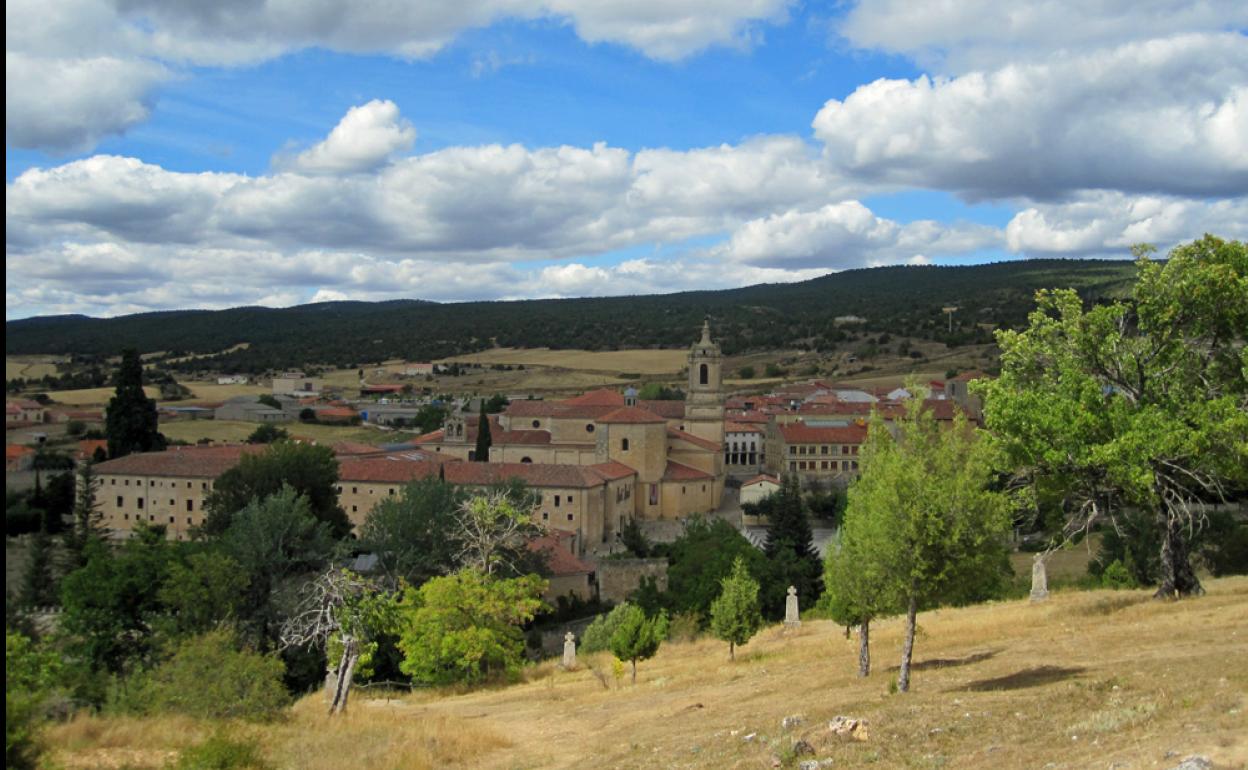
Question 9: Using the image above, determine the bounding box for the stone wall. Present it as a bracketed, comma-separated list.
[597, 557, 668, 604]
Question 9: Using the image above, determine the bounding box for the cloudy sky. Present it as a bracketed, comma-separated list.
[5, 1, 1246, 319]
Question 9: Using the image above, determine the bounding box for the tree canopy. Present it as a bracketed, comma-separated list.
[203, 441, 350, 538]
[105, 349, 163, 459]
[709, 556, 763, 661]
[977, 235, 1248, 597]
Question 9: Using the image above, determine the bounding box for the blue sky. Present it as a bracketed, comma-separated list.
[5, 1, 1246, 318]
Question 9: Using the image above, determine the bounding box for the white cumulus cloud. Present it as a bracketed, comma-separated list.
[280, 100, 416, 175]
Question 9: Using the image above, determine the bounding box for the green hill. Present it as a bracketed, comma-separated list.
[5, 260, 1137, 373]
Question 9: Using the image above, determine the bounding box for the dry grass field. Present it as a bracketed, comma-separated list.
[6, 355, 66, 381]
[45, 578, 1248, 770]
[158, 419, 389, 446]
[45, 386, 162, 405]
[443, 347, 691, 374]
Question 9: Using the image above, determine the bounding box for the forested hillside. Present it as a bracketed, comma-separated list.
[6, 260, 1136, 372]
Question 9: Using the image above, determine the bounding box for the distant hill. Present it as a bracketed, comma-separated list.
[5, 260, 1137, 372]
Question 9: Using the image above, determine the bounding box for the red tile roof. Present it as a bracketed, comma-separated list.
[332, 441, 387, 456]
[338, 458, 440, 484]
[599, 406, 667, 424]
[725, 421, 764, 434]
[637, 399, 686, 419]
[528, 531, 593, 576]
[663, 460, 714, 481]
[564, 389, 626, 407]
[666, 426, 720, 451]
[952, 370, 989, 382]
[586, 461, 636, 482]
[6, 444, 35, 460]
[75, 439, 109, 459]
[93, 445, 262, 478]
[493, 429, 553, 445]
[741, 474, 779, 487]
[777, 423, 869, 444]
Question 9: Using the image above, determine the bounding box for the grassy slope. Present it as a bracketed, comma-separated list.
[47, 578, 1248, 770]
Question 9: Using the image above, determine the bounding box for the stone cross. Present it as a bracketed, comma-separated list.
[784, 586, 801, 628]
[1030, 553, 1049, 602]
[561, 632, 577, 669]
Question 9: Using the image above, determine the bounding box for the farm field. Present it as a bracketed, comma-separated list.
[47, 577, 1248, 770]
[44, 386, 161, 405]
[6, 355, 66, 381]
[158, 419, 391, 446]
[443, 347, 691, 374]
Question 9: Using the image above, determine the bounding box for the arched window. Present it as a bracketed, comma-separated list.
[621, 438, 630, 451]
[520, 456, 532, 464]
[699, 363, 709, 385]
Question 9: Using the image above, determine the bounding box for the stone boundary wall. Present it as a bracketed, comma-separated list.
[597, 557, 669, 604]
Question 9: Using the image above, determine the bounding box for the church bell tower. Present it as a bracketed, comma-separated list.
[684, 318, 725, 446]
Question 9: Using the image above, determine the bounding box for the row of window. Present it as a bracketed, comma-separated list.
[108, 477, 211, 490]
[787, 460, 859, 472]
[119, 513, 198, 526]
[788, 444, 860, 456]
[114, 496, 196, 512]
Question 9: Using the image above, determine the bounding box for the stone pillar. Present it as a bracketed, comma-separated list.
[784, 586, 801, 629]
[1030, 553, 1049, 602]
[561, 632, 577, 669]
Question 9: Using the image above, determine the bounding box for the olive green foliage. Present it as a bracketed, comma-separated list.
[620, 517, 650, 557]
[17, 529, 58, 608]
[62, 462, 105, 569]
[581, 602, 638, 654]
[7, 631, 64, 770]
[1100, 560, 1136, 590]
[412, 403, 448, 434]
[1198, 512, 1248, 577]
[246, 423, 289, 444]
[637, 383, 684, 400]
[173, 730, 272, 770]
[157, 551, 250, 636]
[105, 348, 164, 459]
[847, 403, 1012, 692]
[822, 525, 895, 630]
[398, 569, 547, 685]
[665, 516, 770, 622]
[203, 441, 349, 538]
[758, 475, 822, 616]
[709, 556, 763, 660]
[452, 488, 547, 577]
[608, 603, 666, 684]
[474, 403, 492, 462]
[978, 236, 1248, 597]
[359, 477, 466, 585]
[128, 629, 289, 721]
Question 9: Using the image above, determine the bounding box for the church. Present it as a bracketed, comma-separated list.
[411, 319, 727, 529]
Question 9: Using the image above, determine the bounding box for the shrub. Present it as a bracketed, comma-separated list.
[738, 366, 755, 379]
[174, 731, 271, 770]
[1100, 560, 1136, 590]
[131, 629, 289, 721]
[581, 603, 634, 654]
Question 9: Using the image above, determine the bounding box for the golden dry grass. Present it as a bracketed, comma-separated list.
[158, 419, 388, 446]
[47, 578, 1248, 770]
[46, 386, 162, 405]
[442, 347, 690, 375]
[6, 355, 65, 380]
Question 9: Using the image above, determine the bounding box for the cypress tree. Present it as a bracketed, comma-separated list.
[105, 349, 163, 459]
[762, 474, 822, 616]
[19, 529, 59, 608]
[474, 402, 492, 463]
[63, 463, 105, 569]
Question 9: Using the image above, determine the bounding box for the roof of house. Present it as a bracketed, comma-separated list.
[8, 399, 45, 410]
[637, 399, 686, 419]
[951, 370, 989, 382]
[331, 441, 386, 456]
[586, 461, 637, 481]
[528, 530, 593, 576]
[492, 429, 553, 445]
[777, 423, 869, 444]
[662, 460, 714, 481]
[741, 473, 780, 487]
[563, 389, 626, 407]
[599, 406, 667, 424]
[92, 445, 261, 478]
[75, 439, 109, 459]
[6, 444, 35, 460]
[725, 421, 764, 434]
[666, 426, 720, 451]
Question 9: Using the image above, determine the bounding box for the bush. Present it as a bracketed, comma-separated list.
[174, 731, 271, 770]
[65, 420, 87, 436]
[738, 366, 755, 379]
[1100, 559, 1136, 590]
[582, 602, 642, 654]
[130, 629, 289, 721]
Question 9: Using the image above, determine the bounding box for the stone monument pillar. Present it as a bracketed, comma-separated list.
[784, 586, 801, 629]
[561, 632, 577, 669]
[1030, 553, 1050, 602]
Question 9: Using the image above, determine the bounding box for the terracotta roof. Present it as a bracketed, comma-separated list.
[586, 461, 637, 481]
[8, 399, 44, 410]
[563, 389, 626, 407]
[93, 445, 261, 478]
[410, 429, 445, 444]
[741, 474, 780, 487]
[663, 460, 714, 481]
[332, 441, 386, 456]
[445, 462, 610, 489]
[503, 400, 618, 420]
[6, 444, 35, 460]
[952, 370, 989, 382]
[637, 399, 686, 419]
[528, 531, 593, 576]
[339, 458, 439, 484]
[666, 426, 720, 451]
[726, 409, 770, 424]
[599, 406, 667, 424]
[725, 421, 764, 434]
[492, 429, 552, 445]
[75, 439, 109, 459]
[777, 423, 869, 444]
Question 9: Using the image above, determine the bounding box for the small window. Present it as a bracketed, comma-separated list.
[585, 423, 595, 433]
[389, 488, 395, 495]
[567, 513, 574, 521]
[532, 420, 540, 428]
[187, 517, 192, 525]
[187, 481, 192, 488]
[521, 456, 532, 464]
[352, 487, 358, 494]
[169, 516, 175, 523]
[117, 496, 124, 507]
[124, 513, 129, 520]
[554, 495, 561, 507]
[621, 438, 630, 451]
[542, 512, 549, 521]
[186, 500, 193, 512]
[125, 479, 130, 486]
[351, 505, 358, 513]
[137, 498, 144, 509]
[110, 479, 116, 485]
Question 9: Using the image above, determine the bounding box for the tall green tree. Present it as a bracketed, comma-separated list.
[62, 463, 104, 571]
[665, 516, 768, 621]
[203, 441, 350, 538]
[849, 405, 1011, 693]
[761, 474, 821, 616]
[977, 236, 1248, 598]
[609, 603, 665, 684]
[157, 551, 250, 636]
[822, 516, 898, 678]
[398, 568, 546, 686]
[709, 556, 763, 661]
[474, 404, 492, 462]
[105, 349, 163, 459]
[359, 477, 466, 586]
[18, 529, 58, 608]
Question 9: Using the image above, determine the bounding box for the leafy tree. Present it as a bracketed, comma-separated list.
[609, 603, 665, 684]
[761, 475, 822, 616]
[246, 423, 289, 444]
[7, 631, 64, 770]
[709, 556, 763, 661]
[129, 628, 289, 721]
[822, 522, 897, 678]
[620, 517, 650, 557]
[105, 349, 163, 459]
[59, 524, 174, 674]
[203, 441, 349, 538]
[257, 394, 282, 409]
[581, 603, 635, 653]
[359, 477, 465, 586]
[474, 403, 492, 462]
[398, 569, 546, 685]
[848, 405, 1011, 693]
[18, 529, 58, 608]
[638, 383, 684, 400]
[978, 236, 1248, 598]
[483, 394, 509, 414]
[412, 403, 448, 434]
[157, 551, 249, 636]
[453, 490, 543, 576]
[665, 516, 768, 621]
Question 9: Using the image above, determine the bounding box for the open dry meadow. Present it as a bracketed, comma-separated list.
[158, 419, 389, 446]
[46, 577, 1248, 770]
[6, 355, 65, 381]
